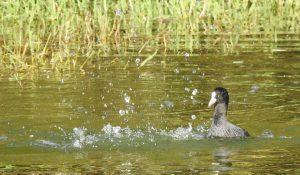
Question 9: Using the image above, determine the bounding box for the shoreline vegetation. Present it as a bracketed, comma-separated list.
[0, 0, 300, 73]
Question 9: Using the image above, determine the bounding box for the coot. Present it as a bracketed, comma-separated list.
[207, 87, 250, 138]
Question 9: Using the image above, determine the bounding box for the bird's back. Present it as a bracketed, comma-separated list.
[207, 121, 249, 138]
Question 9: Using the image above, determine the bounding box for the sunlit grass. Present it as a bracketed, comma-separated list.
[0, 0, 299, 73]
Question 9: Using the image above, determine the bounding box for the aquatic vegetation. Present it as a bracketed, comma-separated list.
[0, 0, 300, 72]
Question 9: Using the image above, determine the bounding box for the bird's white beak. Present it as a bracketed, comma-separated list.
[208, 91, 217, 108]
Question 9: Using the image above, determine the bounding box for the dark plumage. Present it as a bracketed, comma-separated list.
[207, 87, 250, 138]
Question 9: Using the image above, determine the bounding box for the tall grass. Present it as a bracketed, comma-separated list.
[0, 0, 299, 72]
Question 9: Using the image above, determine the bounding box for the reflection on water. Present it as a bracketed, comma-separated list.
[212, 147, 233, 172]
[0, 52, 300, 173]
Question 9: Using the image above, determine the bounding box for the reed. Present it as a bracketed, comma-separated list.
[0, 0, 299, 72]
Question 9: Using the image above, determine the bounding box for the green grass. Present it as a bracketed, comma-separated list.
[0, 0, 299, 72]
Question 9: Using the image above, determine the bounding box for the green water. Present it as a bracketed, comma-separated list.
[0, 52, 300, 174]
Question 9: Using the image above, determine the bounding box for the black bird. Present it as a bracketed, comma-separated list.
[207, 87, 250, 138]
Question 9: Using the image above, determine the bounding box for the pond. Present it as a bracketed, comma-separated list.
[0, 51, 299, 174]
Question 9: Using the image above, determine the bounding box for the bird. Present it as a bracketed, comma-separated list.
[207, 87, 250, 138]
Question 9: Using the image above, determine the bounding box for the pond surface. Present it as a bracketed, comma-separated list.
[0, 51, 300, 174]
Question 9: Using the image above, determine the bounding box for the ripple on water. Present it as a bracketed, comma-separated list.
[0, 136, 8, 141]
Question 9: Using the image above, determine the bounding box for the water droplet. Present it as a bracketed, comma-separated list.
[185, 87, 190, 92]
[184, 52, 190, 57]
[174, 68, 180, 74]
[119, 109, 126, 116]
[192, 69, 197, 74]
[250, 84, 259, 93]
[50, 58, 55, 64]
[115, 8, 122, 16]
[191, 114, 197, 120]
[135, 58, 140, 66]
[124, 94, 130, 103]
[192, 89, 198, 96]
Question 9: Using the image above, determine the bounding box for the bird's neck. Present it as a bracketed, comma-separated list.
[212, 103, 228, 125]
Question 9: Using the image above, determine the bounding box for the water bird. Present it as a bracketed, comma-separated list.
[207, 87, 250, 138]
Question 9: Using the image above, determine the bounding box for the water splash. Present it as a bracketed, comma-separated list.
[102, 124, 123, 138]
[32, 140, 60, 148]
[0, 136, 8, 141]
[72, 127, 98, 148]
[261, 129, 274, 138]
[26, 123, 208, 150]
[161, 123, 205, 140]
[160, 100, 174, 109]
[27, 125, 292, 150]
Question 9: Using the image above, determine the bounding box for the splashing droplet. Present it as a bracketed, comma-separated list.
[192, 69, 197, 74]
[102, 124, 122, 138]
[115, 8, 122, 16]
[261, 129, 274, 138]
[119, 109, 126, 116]
[185, 87, 190, 92]
[192, 89, 198, 96]
[135, 58, 141, 66]
[124, 94, 130, 103]
[250, 84, 259, 93]
[191, 114, 197, 120]
[184, 52, 190, 57]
